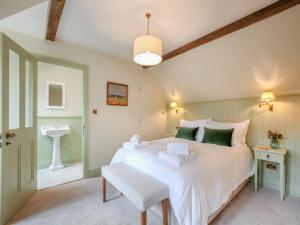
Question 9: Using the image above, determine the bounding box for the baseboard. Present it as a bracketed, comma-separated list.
[86, 168, 101, 178]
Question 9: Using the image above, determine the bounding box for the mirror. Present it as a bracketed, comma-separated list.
[46, 81, 65, 109]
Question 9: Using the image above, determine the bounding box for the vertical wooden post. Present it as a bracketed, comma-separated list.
[102, 177, 106, 203]
[141, 211, 147, 225]
[162, 199, 168, 225]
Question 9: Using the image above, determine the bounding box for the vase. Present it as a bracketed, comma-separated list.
[270, 139, 280, 149]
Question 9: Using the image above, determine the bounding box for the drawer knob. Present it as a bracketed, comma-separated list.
[266, 155, 270, 158]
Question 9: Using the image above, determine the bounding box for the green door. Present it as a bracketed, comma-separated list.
[0, 33, 37, 225]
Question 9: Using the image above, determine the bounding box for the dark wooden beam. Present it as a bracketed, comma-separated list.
[46, 0, 66, 41]
[160, 0, 300, 63]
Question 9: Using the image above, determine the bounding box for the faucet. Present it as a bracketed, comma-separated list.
[52, 122, 59, 129]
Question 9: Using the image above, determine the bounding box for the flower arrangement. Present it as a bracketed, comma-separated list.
[268, 130, 283, 149]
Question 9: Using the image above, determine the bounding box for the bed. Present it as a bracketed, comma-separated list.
[111, 137, 254, 225]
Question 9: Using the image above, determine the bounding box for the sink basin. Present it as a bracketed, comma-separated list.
[41, 124, 71, 137]
[41, 124, 71, 170]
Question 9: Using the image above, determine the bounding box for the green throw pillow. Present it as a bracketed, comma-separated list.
[175, 127, 199, 141]
[202, 127, 234, 147]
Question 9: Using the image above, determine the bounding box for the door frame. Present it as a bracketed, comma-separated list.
[34, 55, 89, 178]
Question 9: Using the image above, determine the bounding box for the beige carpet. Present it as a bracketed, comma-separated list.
[9, 178, 300, 225]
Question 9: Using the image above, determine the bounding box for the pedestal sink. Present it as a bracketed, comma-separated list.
[41, 124, 71, 170]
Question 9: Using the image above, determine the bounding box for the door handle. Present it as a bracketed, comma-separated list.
[5, 132, 16, 139]
[4, 132, 15, 146]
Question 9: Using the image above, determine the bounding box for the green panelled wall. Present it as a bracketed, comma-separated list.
[167, 95, 300, 197]
[37, 117, 82, 169]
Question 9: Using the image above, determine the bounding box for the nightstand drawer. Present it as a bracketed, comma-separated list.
[256, 151, 282, 163]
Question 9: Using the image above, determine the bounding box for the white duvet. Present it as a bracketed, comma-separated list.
[111, 137, 254, 225]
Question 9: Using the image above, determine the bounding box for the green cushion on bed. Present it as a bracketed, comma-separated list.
[175, 127, 199, 141]
[202, 127, 234, 147]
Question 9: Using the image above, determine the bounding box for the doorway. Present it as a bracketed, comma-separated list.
[36, 56, 88, 190]
[1, 34, 89, 224]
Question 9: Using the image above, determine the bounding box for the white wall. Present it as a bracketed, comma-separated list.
[38, 62, 83, 117]
[0, 29, 167, 170]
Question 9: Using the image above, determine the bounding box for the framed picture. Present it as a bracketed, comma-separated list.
[107, 82, 128, 106]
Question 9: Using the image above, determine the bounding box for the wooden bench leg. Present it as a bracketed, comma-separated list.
[141, 211, 147, 225]
[102, 177, 106, 203]
[162, 199, 168, 225]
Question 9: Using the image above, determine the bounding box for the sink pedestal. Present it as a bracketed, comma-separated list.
[49, 135, 64, 170]
[41, 124, 71, 170]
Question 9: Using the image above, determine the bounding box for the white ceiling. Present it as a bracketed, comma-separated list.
[0, 1, 48, 40]
[0, 0, 46, 20]
[0, 0, 277, 61]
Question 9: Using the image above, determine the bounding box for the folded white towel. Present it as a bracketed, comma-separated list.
[123, 134, 149, 150]
[122, 134, 142, 149]
[167, 143, 189, 155]
[123, 142, 134, 149]
[123, 141, 149, 150]
[134, 141, 150, 149]
[130, 134, 141, 145]
[158, 151, 197, 167]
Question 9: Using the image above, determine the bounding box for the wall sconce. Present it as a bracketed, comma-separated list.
[259, 91, 275, 111]
[170, 102, 181, 113]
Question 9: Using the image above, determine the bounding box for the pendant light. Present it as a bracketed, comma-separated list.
[133, 13, 162, 66]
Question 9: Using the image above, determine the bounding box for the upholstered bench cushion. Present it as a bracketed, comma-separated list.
[102, 162, 169, 211]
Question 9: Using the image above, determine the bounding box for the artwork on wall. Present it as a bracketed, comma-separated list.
[107, 82, 128, 106]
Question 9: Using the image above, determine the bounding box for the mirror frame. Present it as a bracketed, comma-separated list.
[46, 80, 66, 109]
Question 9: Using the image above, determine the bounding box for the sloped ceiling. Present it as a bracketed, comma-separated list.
[0, 0, 46, 20]
[0, 0, 298, 103]
[149, 5, 300, 103]
[0, 0, 276, 60]
[0, 1, 48, 39]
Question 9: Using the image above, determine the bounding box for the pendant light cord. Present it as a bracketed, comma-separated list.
[146, 13, 151, 35]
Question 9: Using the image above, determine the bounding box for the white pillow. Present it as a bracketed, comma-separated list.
[180, 118, 211, 142]
[205, 120, 250, 147]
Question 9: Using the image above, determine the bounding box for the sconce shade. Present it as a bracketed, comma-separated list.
[170, 102, 178, 109]
[134, 35, 162, 66]
[259, 91, 275, 111]
[260, 91, 275, 102]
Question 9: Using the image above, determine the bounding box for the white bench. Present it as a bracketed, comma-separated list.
[101, 162, 169, 225]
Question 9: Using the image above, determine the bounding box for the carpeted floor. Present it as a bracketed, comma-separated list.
[8, 178, 300, 225]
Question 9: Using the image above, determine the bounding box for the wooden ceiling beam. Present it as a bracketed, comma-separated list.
[160, 0, 300, 63]
[46, 0, 66, 41]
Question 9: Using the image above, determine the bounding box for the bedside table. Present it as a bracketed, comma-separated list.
[253, 145, 288, 201]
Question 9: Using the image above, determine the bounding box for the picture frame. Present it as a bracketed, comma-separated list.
[107, 82, 128, 106]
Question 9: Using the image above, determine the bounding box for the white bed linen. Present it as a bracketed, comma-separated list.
[111, 137, 254, 225]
